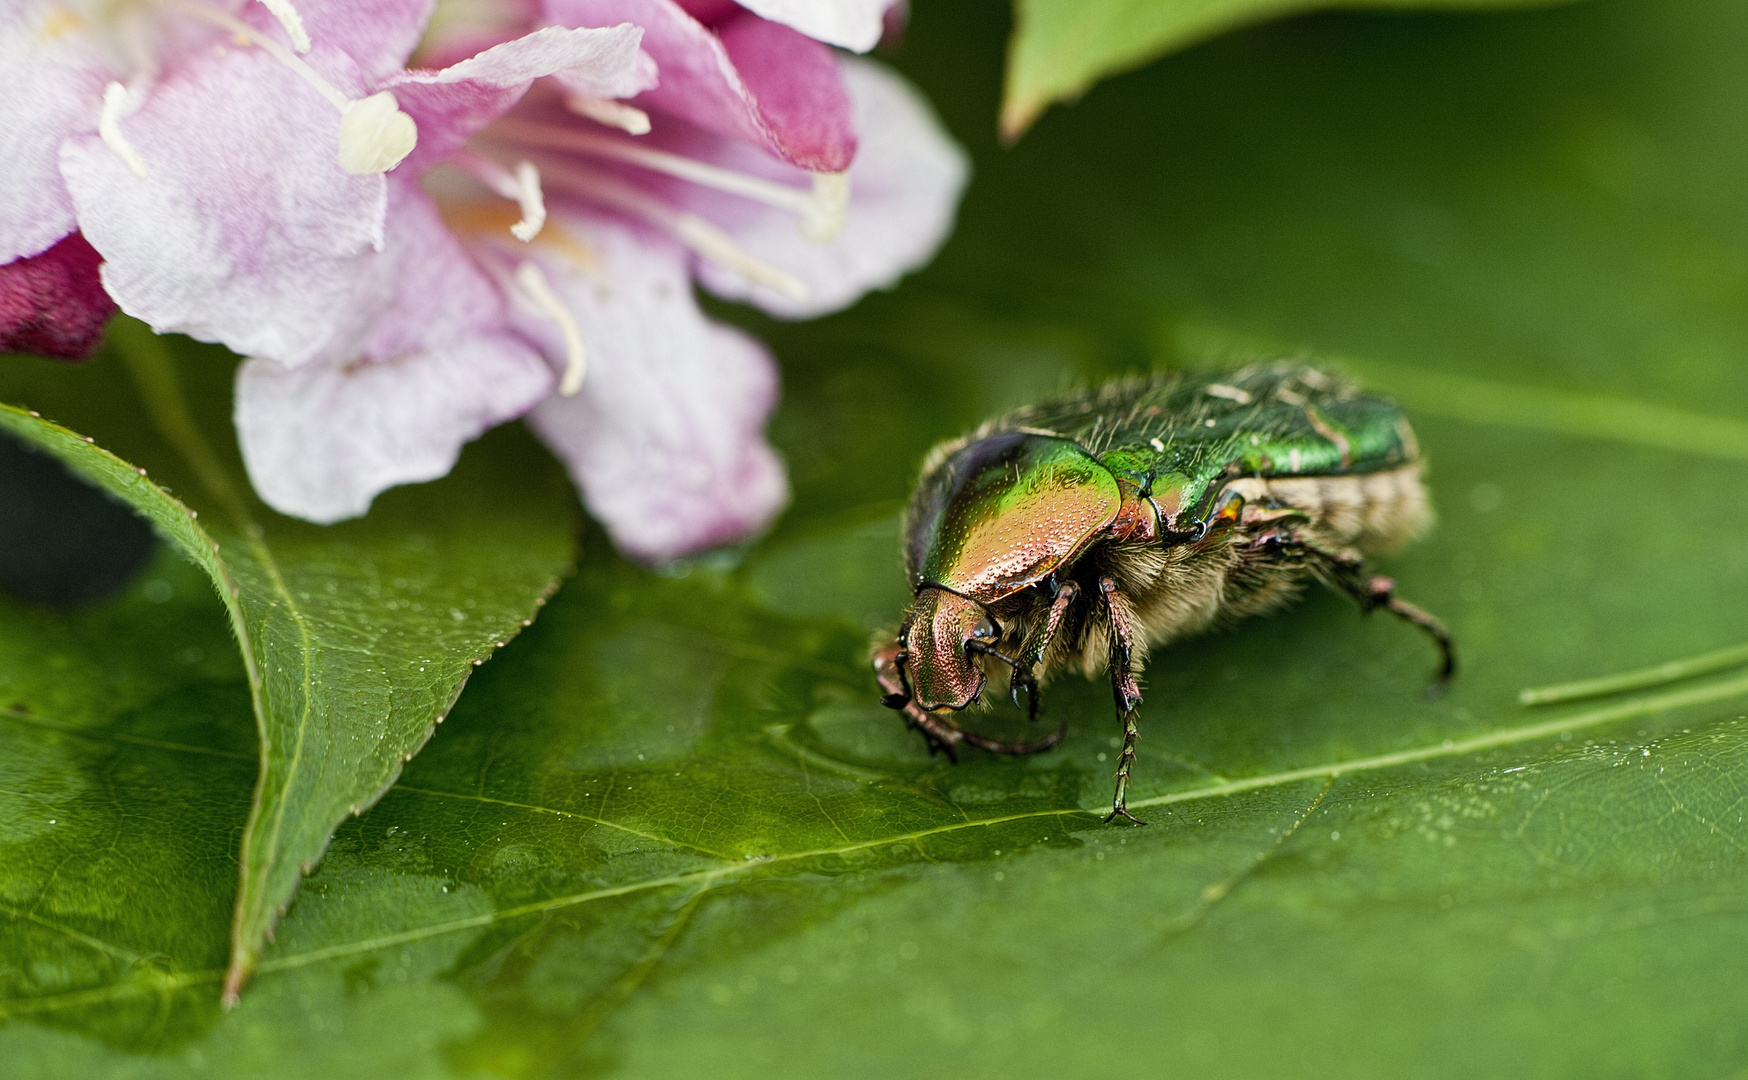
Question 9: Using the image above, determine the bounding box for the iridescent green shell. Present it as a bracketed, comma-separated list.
[905, 432, 1120, 601]
[903, 363, 1418, 603]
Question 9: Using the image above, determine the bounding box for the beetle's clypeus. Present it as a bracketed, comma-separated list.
[873, 362, 1455, 824]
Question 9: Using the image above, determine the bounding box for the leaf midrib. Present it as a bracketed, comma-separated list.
[108, 323, 321, 987]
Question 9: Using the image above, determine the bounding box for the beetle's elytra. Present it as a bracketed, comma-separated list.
[873, 362, 1455, 824]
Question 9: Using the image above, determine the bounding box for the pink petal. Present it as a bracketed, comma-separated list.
[236, 186, 554, 522]
[0, 4, 110, 263]
[59, 44, 387, 368]
[544, 0, 856, 172]
[0, 232, 116, 360]
[732, 0, 894, 52]
[511, 215, 787, 562]
[388, 24, 655, 172]
[284, 0, 435, 81]
[714, 11, 855, 171]
[680, 58, 966, 317]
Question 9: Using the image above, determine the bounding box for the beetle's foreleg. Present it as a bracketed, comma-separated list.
[1012, 580, 1081, 720]
[1098, 574, 1146, 826]
[873, 642, 962, 762]
[874, 641, 1062, 759]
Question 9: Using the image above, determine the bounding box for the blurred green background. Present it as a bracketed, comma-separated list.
[6, 0, 1748, 1075]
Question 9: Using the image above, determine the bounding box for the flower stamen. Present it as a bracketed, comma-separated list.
[566, 96, 651, 136]
[256, 0, 311, 53]
[456, 153, 547, 241]
[515, 262, 587, 395]
[337, 92, 418, 175]
[98, 82, 148, 179]
[539, 160, 809, 302]
[489, 119, 843, 244]
[800, 172, 850, 243]
[157, 0, 416, 174]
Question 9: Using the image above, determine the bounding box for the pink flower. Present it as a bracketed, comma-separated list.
[4, 0, 442, 345]
[0, 232, 115, 358]
[5, 0, 967, 564]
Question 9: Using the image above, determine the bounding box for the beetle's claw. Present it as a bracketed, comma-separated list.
[1103, 805, 1147, 826]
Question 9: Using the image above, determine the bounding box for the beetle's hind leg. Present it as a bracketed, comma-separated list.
[1354, 576, 1456, 698]
[1289, 541, 1456, 697]
[1099, 575, 1146, 826]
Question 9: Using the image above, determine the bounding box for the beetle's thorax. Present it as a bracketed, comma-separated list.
[904, 432, 1122, 605]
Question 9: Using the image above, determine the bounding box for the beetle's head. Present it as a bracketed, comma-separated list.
[899, 587, 1000, 711]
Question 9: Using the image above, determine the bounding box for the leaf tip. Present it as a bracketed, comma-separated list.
[220, 962, 249, 1009]
[998, 94, 1044, 145]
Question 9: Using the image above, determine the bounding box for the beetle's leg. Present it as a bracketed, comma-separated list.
[1098, 574, 1147, 826]
[873, 641, 961, 762]
[1011, 580, 1081, 720]
[874, 641, 1062, 759]
[961, 724, 1066, 756]
[1353, 575, 1456, 698]
[1285, 541, 1457, 697]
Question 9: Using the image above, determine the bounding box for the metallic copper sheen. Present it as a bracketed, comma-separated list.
[906, 587, 991, 710]
[909, 433, 1121, 603]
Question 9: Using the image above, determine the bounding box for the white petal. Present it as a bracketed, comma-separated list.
[235, 334, 552, 522]
[733, 0, 894, 52]
[59, 45, 387, 367]
[512, 215, 788, 562]
[235, 187, 554, 521]
[0, 4, 111, 262]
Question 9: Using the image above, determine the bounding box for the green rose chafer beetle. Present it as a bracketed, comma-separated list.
[873, 362, 1454, 824]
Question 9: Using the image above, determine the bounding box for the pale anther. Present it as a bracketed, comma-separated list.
[455, 153, 546, 240]
[799, 172, 850, 243]
[98, 82, 148, 179]
[256, 0, 311, 53]
[516, 262, 587, 395]
[162, 0, 418, 172]
[339, 92, 417, 175]
[509, 161, 546, 241]
[566, 96, 651, 136]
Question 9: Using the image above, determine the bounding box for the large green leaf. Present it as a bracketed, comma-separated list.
[0, 327, 578, 999]
[1001, 0, 1576, 138]
[8, 0, 1748, 1073]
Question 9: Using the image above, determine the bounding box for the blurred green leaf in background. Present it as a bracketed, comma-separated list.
[8, 0, 1748, 1075]
[1000, 0, 1578, 138]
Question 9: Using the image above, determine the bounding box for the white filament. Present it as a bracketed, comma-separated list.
[255, 0, 310, 53]
[506, 161, 546, 241]
[538, 159, 809, 302]
[490, 118, 843, 243]
[98, 82, 148, 179]
[671, 215, 808, 301]
[515, 262, 586, 395]
[160, 0, 417, 173]
[454, 153, 547, 241]
[565, 96, 652, 136]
